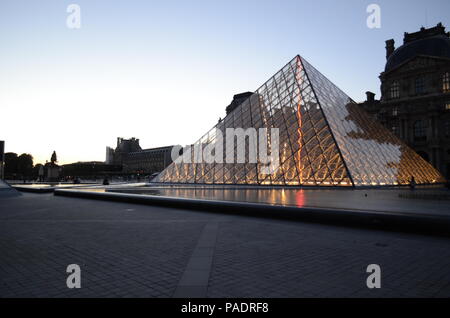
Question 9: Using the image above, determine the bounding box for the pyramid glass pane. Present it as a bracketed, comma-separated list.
[155, 56, 445, 187]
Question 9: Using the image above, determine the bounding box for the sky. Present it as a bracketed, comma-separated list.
[1, 0, 449, 165]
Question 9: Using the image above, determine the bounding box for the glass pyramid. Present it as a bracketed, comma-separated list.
[155, 55, 445, 187]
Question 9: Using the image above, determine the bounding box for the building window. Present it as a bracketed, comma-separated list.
[445, 121, 450, 137]
[392, 125, 399, 135]
[390, 81, 399, 99]
[392, 107, 398, 116]
[415, 77, 425, 94]
[413, 120, 426, 141]
[443, 72, 450, 93]
[377, 111, 387, 123]
[445, 102, 450, 111]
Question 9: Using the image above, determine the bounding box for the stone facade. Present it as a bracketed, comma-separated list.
[122, 146, 175, 174]
[107, 137, 176, 174]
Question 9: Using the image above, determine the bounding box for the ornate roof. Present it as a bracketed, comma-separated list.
[385, 27, 450, 72]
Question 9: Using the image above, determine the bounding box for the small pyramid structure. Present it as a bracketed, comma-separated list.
[155, 55, 445, 187]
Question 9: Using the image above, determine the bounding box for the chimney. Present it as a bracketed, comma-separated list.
[385, 39, 395, 60]
[366, 91, 375, 103]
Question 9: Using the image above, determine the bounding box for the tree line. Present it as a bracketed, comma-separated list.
[4, 152, 41, 180]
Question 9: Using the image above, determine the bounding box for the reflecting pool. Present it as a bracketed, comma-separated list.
[95, 186, 450, 215]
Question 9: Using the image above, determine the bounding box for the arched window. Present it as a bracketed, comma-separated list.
[413, 120, 426, 141]
[390, 81, 399, 99]
[443, 72, 450, 93]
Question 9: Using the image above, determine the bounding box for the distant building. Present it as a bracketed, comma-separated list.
[225, 92, 254, 115]
[122, 146, 175, 174]
[107, 137, 176, 174]
[359, 23, 450, 179]
[105, 147, 114, 164]
[61, 161, 122, 178]
[111, 137, 142, 165]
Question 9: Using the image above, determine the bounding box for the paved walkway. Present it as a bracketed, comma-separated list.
[0, 193, 449, 297]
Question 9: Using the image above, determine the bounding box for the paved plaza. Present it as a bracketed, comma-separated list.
[1, 192, 450, 298]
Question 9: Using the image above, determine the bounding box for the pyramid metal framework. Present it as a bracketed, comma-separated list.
[155, 55, 445, 187]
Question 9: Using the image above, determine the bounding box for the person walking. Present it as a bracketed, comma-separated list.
[409, 176, 416, 190]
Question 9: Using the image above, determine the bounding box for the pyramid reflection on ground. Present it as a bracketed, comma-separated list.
[155, 55, 445, 187]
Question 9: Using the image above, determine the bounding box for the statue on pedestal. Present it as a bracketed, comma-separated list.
[45, 151, 60, 182]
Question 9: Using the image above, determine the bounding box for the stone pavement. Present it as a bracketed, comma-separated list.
[0, 193, 449, 298]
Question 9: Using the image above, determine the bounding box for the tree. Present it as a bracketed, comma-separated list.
[17, 153, 33, 179]
[4, 152, 19, 177]
[51, 151, 57, 164]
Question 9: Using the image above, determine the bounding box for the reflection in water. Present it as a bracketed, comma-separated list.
[108, 187, 313, 208]
[102, 185, 449, 214]
[110, 188, 304, 206]
[296, 189, 305, 207]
